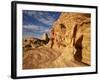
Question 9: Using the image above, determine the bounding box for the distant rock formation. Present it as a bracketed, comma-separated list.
[23, 37, 43, 51]
[48, 12, 91, 65]
[41, 33, 48, 40]
[41, 33, 49, 44]
[23, 33, 50, 51]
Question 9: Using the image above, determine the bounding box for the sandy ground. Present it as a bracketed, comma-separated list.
[23, 47, 89, 69]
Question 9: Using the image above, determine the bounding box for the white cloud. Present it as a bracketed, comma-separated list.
[23, 24, 41, 31]
[24, 11, 55, 26]
[33, 12, 55, 25]
[37, 16, 54, 26]
[23, 24, 51, 33]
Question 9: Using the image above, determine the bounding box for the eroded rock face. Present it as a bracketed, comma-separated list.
[23, 47, 61, 69]
[48, 12, 91, 65]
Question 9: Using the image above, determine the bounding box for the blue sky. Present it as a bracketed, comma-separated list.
[23, 10, 61, 38]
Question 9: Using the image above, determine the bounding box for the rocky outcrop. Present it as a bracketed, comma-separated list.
[41, 33, 49, 40]
[23, 37, 43, 51]
[23, 34, 49, 51]
[23, 47, 61, 69]
[41, 33, 49, 44]
[48, 12, 91, 65]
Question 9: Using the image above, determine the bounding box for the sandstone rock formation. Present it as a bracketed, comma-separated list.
[23, 12, 91, 69]
[48, 12, 91, 65]
[41, 33, 49, 40]
[23, 36, 49, 51]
